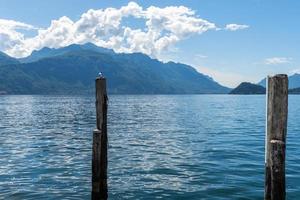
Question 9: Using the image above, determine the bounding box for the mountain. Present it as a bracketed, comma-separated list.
[258, 73, 300, 89]
[289, 87, 300, 94]
[19, 43, 114, 63]
[0, 44, 230, 94]
[0, 52, 19, 66]
[229, 82, 266, 94]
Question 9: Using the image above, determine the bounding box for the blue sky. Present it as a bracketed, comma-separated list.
[1, 0, 299, 87]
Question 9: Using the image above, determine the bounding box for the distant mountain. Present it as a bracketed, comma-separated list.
[289, 87, 300, 94]
[0, 43, 230, 94]
[229, 82, 266, 94]
[19, 43, 114, 63]
[0, 52, 19, 66]
[258, 74, 300, 89]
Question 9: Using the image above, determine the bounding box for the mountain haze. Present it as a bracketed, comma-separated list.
[0, 43, 230, 94]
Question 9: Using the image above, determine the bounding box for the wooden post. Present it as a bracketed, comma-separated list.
[265, 74, 288, 200]
[92, 77, 108, 200]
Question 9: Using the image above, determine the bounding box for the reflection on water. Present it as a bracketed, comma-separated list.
[0, 95, 300, 199]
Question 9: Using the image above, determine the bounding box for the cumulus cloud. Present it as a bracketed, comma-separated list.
[264, 57, 292, 65]
[0, 19, 37, 55]
[225, 24, 249, 31]
[1, 2, 244, 58]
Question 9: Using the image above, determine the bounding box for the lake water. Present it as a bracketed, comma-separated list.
[0, 95, 299, 199]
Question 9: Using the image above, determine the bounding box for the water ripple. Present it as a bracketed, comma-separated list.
[0, 95, 299, 199]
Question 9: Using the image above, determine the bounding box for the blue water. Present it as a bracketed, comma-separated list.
[0, 95, 299, 199]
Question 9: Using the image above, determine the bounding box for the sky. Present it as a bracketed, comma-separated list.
[0, 0, 300, 87]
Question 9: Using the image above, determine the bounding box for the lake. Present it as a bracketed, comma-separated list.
[0, 95, 299, 199]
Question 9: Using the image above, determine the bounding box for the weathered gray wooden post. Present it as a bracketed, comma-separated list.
[265, 74, 288, 200]
[92, 76, 108, 200]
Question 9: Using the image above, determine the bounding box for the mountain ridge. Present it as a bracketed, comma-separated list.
[19, 43, 115, 63]
[0, 43, 230, 94]
[229, 82, 266, 94]
[0, 51, 19, 66]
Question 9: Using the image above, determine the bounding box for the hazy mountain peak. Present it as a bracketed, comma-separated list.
[19, 43, 115, 63]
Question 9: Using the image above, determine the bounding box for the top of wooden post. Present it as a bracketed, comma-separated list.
[267, 74, 288, 94]
[266, 73, 288, 144]
[267, 74, 288, 79]
[95, 76, 107, 95]
[95, 76, 107, 130]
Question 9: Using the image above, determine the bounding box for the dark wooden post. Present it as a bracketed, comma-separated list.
[265, 74, 288, 200]
[92, 77, 108, 200]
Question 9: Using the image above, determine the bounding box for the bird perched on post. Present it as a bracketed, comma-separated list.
[98, 72, 104, 78]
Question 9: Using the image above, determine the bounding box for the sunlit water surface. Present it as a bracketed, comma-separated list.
[0, 95, 300, 199]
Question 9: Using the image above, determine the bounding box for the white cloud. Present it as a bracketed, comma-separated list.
[195, 54, 208, 59]
[0, 2, 246, 59]
[225, 24, 249, 31]
[0, 19, 35, 30]
[264, 57, 292, 65]
[0, 2, 219, 58]
[0, 19, 37, 55]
